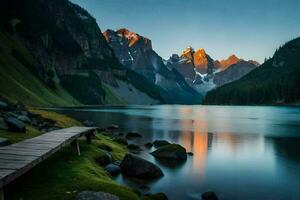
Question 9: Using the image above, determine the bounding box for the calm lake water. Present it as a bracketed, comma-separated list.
[55, 105, 300, 200]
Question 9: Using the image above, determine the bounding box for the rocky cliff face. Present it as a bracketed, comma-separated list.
[167, 47, 259, 95]
[104, 29, 201, 104]
[0, 0, 163, 105]
[213, 60, 258, 86]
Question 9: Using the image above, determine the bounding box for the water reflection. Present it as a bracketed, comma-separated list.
[55, 105, 300, 200]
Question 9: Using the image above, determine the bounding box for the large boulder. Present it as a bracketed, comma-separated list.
[151, 144, 187, 161]
[120, 154, 163, 179]
[4, 117, 26, 132]
[153, 140, 170, 148]
[104, 164, 121, 176]
[201, 192, 218, 200]
[75, 191, 119, 200]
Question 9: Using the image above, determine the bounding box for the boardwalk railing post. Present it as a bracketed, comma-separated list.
[0, 187, 4, 200]
[85, 132, 92, 144]
[71, 139, 80, 156]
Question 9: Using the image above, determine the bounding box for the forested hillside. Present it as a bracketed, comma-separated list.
[204, 38, 300, 105]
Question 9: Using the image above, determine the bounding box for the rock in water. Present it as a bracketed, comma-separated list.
[120, 154, 163, 179]
[126, 132, 142, 138]
[201, 192, 218, 200]
[187, 152, 194, 156]
[153, 140, 170, 148]
[151, 144, 187, 161]
[5, 117, 26, 132]
[143, 193, 168, 200]
[75, 191, 120, 200]
[127, 144, 142, 151]
[82, 120, 94, 127]
[104, 164, 121, 176]
[107, 124, 119, 130]
[144, 142, 153, 148]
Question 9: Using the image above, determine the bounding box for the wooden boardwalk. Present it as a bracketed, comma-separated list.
[0, 126, 97, 200]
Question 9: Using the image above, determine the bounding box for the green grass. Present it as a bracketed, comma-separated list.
[5, 135, 140, 200]
[0, 109, 82, 143]
[0, 126, 41, 143]
[0, 31, 80, 106]
[1, 110, 140, 200]
[29, 109, 82, 128]
[102, 83, 127, 105]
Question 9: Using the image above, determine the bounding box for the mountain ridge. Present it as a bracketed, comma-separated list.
[204, 37, 300, 105]
[103, 28, 202, 104]
[0, 0, 165, 105]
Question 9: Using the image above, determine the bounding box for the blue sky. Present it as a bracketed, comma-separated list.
[71, 0, 300, 63]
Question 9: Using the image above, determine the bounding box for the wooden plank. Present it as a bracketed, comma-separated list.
[0, 149, 48, 157]
[0, 169, 14, 178]
[0, 164, 27, 171]
[0, 126, 97, 188]
[12, 143, 59, 149]
[0, 154, 37, 161]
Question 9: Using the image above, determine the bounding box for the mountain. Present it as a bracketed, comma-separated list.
[215, 54, 240, 70]
[103, 29, 201, 104]
[167, 47, 259, 95]
[180, 47, 215, 74]
[0, 0, 164, 105]
[213, 60, 258, 86]
[204, 37, 300, 105]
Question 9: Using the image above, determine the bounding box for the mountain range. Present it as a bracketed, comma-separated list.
[166, 47, 259, 95]
[1, 0, 296, 106]
[103, 28, 201, 104]
[204, 37, 300, 105]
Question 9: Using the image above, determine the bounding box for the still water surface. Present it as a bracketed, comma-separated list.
[55, 105, 300, 200]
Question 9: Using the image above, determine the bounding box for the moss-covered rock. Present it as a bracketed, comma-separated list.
[151, 144, 187, 161]
[120, 154, 163, 179]
[95, 150, 112, 166]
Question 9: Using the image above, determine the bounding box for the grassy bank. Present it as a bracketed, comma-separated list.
[0, 108, 81, 143]
[0, 32, 80, 106]
[1, 110, 140, 200]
